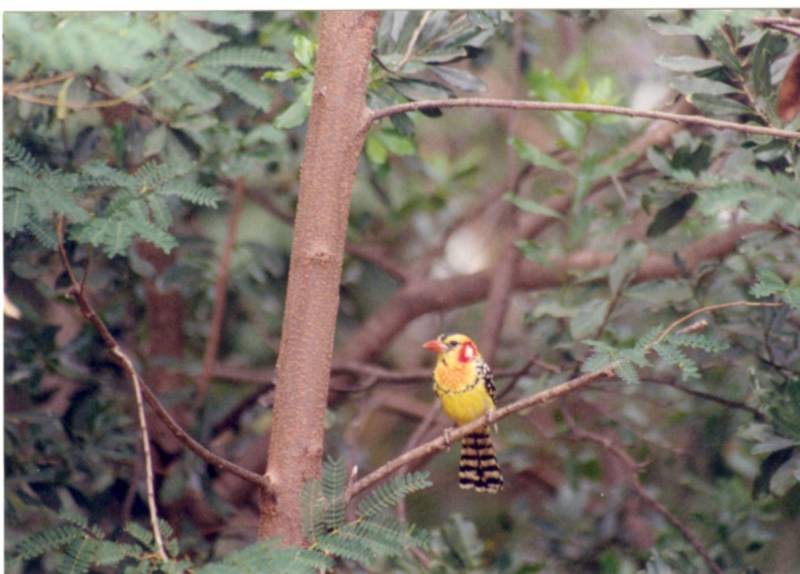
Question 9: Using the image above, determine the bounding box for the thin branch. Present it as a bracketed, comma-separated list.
[565, 411, 724, 574]
[652, 300, 784, 346]
[394, 10, 432, 71]
[196, 177, 247, 407]
[365, 98, 800, 140]
[56, 218, 167, 562]
[762, 22, 800, 38]
[643, 377, 765, 419]
[54, 218, 267, 489]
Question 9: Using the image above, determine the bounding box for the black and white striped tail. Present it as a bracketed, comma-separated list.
[459, 428, 503, 493]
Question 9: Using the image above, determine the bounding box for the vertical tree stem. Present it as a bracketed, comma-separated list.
[258, 11, 380, 544]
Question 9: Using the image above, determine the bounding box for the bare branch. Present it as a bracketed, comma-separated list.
[56, 218, 167, 562]
[365, 97, 800, 140]
[54, 218, 267, 490]
[643, 377, 765, 419]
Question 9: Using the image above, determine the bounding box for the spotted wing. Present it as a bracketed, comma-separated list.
[476, 359, 496, 404]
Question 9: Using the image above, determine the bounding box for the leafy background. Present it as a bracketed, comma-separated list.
[4, 10, 800, 573]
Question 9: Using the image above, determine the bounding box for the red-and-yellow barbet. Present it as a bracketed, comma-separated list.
[423, 333, 503, 493]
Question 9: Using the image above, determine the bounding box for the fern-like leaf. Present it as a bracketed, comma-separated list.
[357, 471, 432, 519]
[321, 456, 347, 530]
[157, 178, 220, 207]
[10, 525, 84, 563]
[654, 342, 699, 381]
[198, 67, 273, 111]
[4, 138, 42, 174]
[134, 159, 193, 188]
[199, 46, 285, 68]
[170, 17, 227, 54]
[60, 536, 97, 574]
[316, 524, 376, 564]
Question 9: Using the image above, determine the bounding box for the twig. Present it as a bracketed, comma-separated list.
[643, 377, 765, 420]
[564, 409, 724, 574]
[54, 218, 267, 489]
[196, 177, 247, 407]
[365, 98, 800, 140]
[652, 300, 784, 346]
[394, 10, 432, 71]
[55, 218, 167, 562]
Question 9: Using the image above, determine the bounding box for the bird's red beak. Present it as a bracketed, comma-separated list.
[422, 339, 448, 353]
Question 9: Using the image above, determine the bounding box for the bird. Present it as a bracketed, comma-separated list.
[422, 333, 503, 493]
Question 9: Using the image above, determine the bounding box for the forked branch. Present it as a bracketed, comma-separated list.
[55, 218, 267, 491]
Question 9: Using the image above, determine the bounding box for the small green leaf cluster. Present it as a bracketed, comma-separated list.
[6, 513, 188, 574]
[750, 268, 800, 310]
[582, 326, 730, 384]
[4, 140, 219, 257]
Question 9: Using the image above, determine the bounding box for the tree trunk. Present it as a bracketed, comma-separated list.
[258, 11, 380, 544]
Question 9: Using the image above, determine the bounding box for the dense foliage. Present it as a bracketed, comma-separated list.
[4, 10, 800, 573]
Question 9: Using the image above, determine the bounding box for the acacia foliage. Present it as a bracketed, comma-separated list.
[4, 9, 800, 574]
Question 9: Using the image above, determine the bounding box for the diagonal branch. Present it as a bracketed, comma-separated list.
[54, 218, 267, 490]
[56, 217, 167, 562]
[365, 97, 800, 140]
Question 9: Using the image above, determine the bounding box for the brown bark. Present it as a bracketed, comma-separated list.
[258, 11, 380, 544]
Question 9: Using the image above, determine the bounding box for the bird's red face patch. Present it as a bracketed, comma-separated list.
[458, 341, 477, 363]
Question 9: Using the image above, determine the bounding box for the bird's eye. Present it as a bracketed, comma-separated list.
[448, 341, 458, 348]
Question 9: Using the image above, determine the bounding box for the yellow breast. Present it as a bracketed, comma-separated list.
[434, 361, 494, 426]
[437, 383, 494, 425]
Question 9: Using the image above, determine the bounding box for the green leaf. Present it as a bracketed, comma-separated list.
[430, 65, 485, 92]
[646, 193, 697, 237]
[569, 299, 609, 340]
[275, 100, 308, 130]
[378, 130, 416, 156]
[365, 134, 388, 165]
[655, 55, 722, 73]
[670, 76, 737, 97]
[608, 241, 647, 294]
[171, 18, 227, 54]
[389, 78, 453, 101]
[689, 93, 755, 117]
[751, 269, 786, 298]
[274, 82, 312, 130]
[292, 35, 315, 68]
[504, 193, 563, 220]
[752, 32, 788, 98]
[200, 46, 285, 68]
[510, 138, 565, 172]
